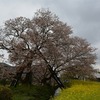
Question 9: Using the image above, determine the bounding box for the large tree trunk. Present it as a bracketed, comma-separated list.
[10, 70, 23, 87]
[23, 70, 33, 86]
[37, 49, 65, 89]
[10, 51, 34, 87]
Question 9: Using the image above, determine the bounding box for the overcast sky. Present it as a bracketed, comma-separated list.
[0, 0, 100, 69]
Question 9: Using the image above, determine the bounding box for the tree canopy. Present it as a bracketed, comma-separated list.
[0, 8, 97, 85]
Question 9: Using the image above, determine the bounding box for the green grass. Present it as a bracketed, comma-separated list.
[53, 80, 100, 100]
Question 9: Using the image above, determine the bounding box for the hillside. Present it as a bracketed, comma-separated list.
[53, 80, 100, 100]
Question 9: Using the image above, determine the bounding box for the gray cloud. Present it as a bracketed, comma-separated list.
[0, 0, 43, 24]
[0, 0, 100, 69]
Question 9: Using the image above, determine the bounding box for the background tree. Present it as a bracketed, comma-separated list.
[0, 8, 97, 86]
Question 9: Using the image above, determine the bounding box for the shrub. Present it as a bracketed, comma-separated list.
[12, 84, 54, 100]
[0, 79, 6, 85]
[0, 86, 13, 100]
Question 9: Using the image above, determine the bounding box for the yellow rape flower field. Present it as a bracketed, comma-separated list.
[53, 80, 100, 100]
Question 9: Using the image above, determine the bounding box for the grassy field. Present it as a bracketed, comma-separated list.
[1, 80, 100, 100]
[53, 80, 100, 100]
